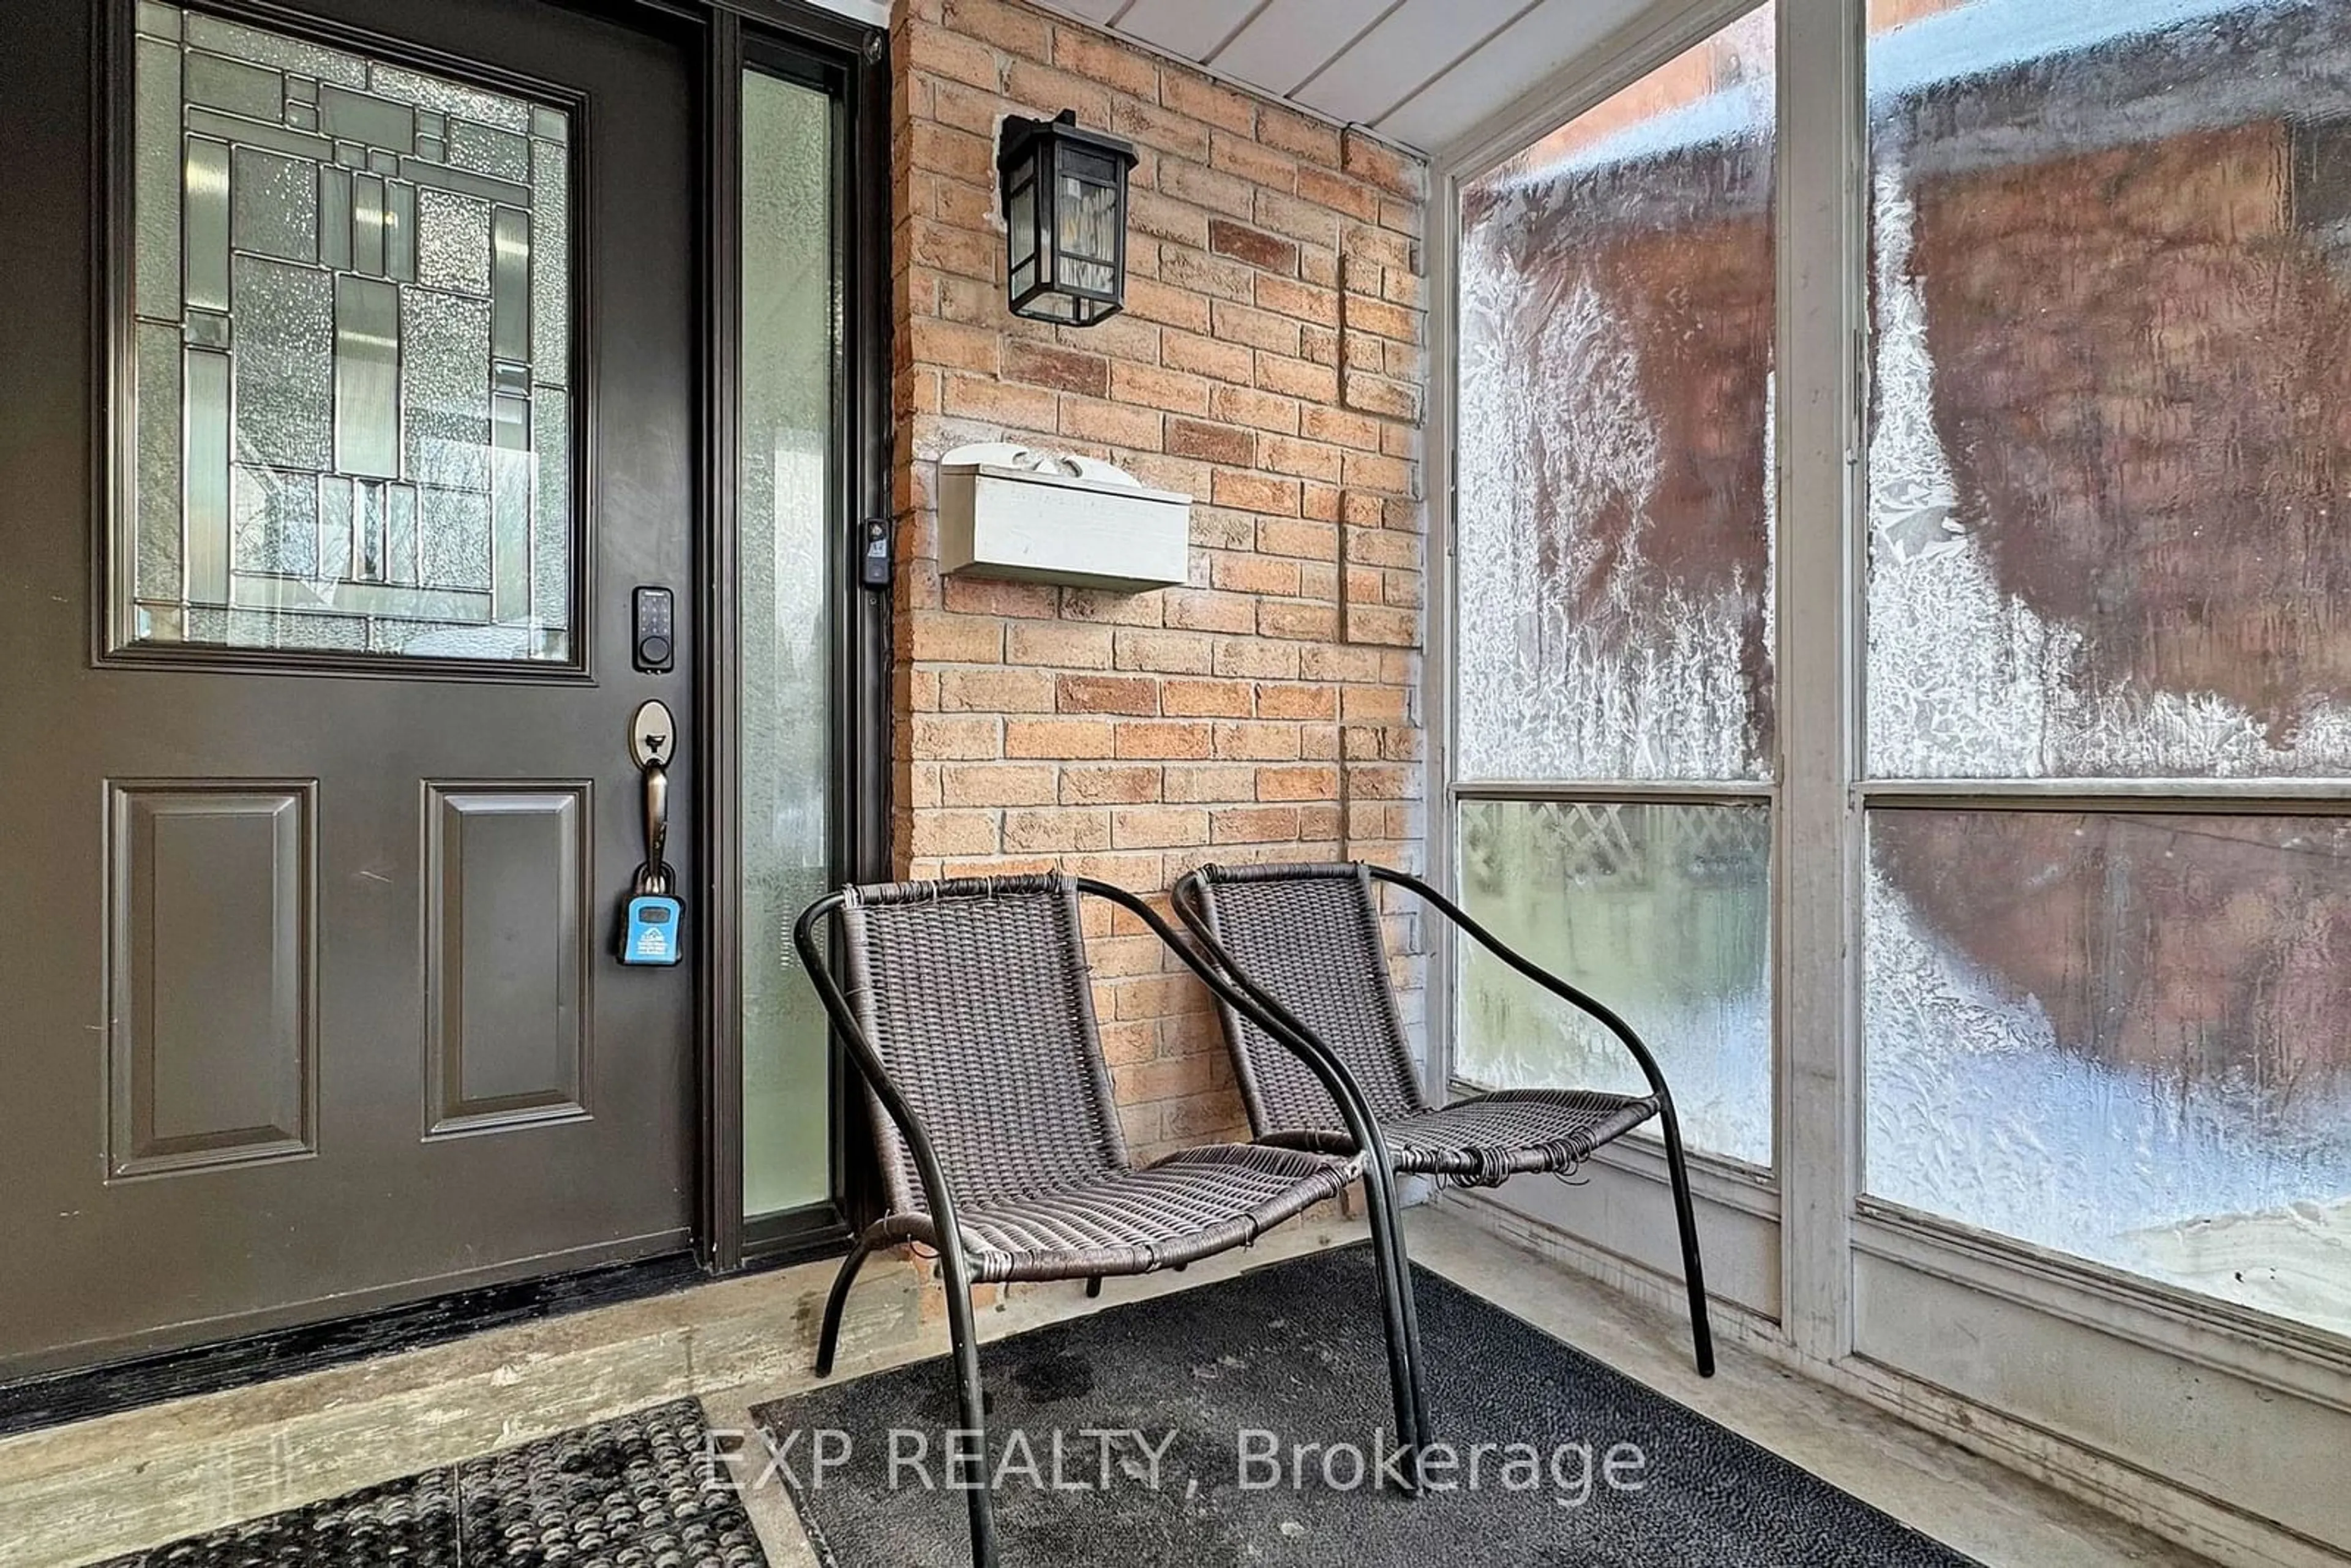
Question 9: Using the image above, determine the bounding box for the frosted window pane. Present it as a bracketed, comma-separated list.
[1457, 800, 1773, 1166]
[1865, 0, 2351, 779]
[1455, 8, 1777, 782]
[1865, 810, 2351, 1337]
[740, 70, 836, 1220]
[124, 2, 574, 663]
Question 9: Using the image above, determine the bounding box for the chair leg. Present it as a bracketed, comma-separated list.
[1084, 1275, 1102, 1299]
[1353, 1165, 1430, 1493]
[938, 1246, 1001, 1568]
[1658, 1108, 1717, 1378]
[814, 1229, 884, 1378]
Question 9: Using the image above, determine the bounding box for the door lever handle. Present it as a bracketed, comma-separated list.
[630, 699, 677, 898]
[640, 759, 670, 894]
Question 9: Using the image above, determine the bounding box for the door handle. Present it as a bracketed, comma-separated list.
[630, 699, 677, 898]
[640, 759, 670, 895]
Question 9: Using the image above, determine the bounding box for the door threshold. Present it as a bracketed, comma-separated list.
[0, 1249, 711, 1441]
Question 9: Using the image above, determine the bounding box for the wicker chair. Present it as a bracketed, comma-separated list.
[793, 872, 1430, 1568]
[1174, 861, 1715, 1378]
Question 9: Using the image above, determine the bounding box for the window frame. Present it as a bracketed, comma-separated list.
[1426, 0, 2351, 1455]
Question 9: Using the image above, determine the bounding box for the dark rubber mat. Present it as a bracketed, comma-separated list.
[754, 1246, 1981, 1567]
[97, 1397, 764, 1567]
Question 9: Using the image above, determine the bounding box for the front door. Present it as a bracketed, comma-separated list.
[0, 0, 700, 1375]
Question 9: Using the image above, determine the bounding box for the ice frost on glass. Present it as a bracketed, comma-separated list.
[1865, 810, 2351, 1337]
[1457, 800, 1772, 1166]
[126, 3, 574, 662]
[1455, 11, 1777, 782]
[1865, 0, 2351, 779]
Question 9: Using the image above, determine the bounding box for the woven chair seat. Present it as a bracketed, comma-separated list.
[1262, 1088, 1658, 1187]
[885, 1143, 1362, 1285]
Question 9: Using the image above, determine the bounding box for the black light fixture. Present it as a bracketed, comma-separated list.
[997, 109, 1138, 326]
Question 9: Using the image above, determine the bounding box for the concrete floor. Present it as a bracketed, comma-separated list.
[0, 1209, 2214, 1568]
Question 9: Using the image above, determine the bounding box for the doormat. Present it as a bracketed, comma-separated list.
[752, 1247, 1978, 1567]
[95, 1397, 763, 1567]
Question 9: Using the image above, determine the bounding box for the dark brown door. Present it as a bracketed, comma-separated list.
[0, 0, 700, 1376]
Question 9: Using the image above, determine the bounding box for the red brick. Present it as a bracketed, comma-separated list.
[1059, 396, 1163, 451]
[942, 372, 1059, 432]
[1116, 721, 1213, 760]
[1166, 417, 1254, 467]
[1341, 130, 1423, 200]
[939, 666, 1055, 711]
[1160, 330, 1256, 386]
[1111, 361, 1212, 416]
[941, 763, 1057, 806]
[1208, 219, 1300, 275]
[1005, 718, 1116, 759]
[1006, 341, 1110, 397]
[1210, 470, 1303, 517]
[1161, 678, 1253, 717]
[1052, 26, 1160, 100]
[1111, 806, 1209, 849]
[1212, 805, 1302, 844]
[1161, 70, 1256, 135]
[1062, 765, 1161, 806]
[1059, 673, 1159, 715]
[1257, 104, 1341, 165]
[1258, 764, 1340, 801]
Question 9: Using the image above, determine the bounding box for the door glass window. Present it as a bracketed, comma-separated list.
[740, 66, 836, 1220]
[126, 1, 575, 661]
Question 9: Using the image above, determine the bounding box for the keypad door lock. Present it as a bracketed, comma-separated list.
[632, 585, 675, 673]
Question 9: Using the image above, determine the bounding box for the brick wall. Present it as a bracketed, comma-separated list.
[888, 0, 1428, 1161]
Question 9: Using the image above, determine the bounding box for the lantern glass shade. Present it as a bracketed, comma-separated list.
[998, 112, 1136, 326]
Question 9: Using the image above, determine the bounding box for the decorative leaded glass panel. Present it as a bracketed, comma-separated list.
[124, 2, 574, 662]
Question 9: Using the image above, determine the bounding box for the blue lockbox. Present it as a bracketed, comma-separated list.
[622, 894, 684, 966]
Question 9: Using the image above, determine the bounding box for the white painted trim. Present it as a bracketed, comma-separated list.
[1417, 143, 1458, 1111]
[1449, 1191, 2351, 1568]
[1856, 1204, 2351, 1412]
[1772, 0, 1867, 1369]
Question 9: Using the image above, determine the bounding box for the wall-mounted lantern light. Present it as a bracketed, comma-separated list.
[998, 109, 1138, 326]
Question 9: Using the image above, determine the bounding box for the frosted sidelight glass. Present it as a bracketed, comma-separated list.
[125, 2, 574, 662]
[1457, 800, 1773, 1166]
[1455, 8, 1777, 782]
[1865, 809, 2351, 1337]
[1865, 0, 2351, 779]
[739, 69, 837, 1221]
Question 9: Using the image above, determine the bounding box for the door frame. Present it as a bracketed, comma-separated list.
[693, 0, 893, 1274]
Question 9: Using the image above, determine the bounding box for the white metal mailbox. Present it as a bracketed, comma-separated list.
[936, 442, 1191, 593]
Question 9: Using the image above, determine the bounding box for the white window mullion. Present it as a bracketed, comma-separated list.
[1772, 0, 1867, 1365]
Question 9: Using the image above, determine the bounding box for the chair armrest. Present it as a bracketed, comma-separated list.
[1365, 866, 1679, 1109]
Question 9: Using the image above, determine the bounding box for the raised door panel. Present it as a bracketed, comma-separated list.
[107, 782, 316, 1177]
[424, 784, 590, 1136]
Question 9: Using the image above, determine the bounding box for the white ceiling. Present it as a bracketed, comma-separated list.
[1028, 0, 1657, 157]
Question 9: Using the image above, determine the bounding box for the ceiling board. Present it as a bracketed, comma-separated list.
[1375, 0, 1654, 151]
[1116, 0, 1267, 61]
[1290, 0, 1529, 122]
[1023, 0, 1667, 157]
[1212, 0, 1402, 97]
